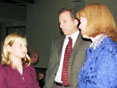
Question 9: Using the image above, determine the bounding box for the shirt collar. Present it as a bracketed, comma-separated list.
[90, 34, 107, 50]
[66, 30, 79, 40]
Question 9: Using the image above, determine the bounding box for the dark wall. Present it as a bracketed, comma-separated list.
[0, 0, 117, 68]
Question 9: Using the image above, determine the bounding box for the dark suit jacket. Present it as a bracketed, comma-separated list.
[44, 33, 90, 88]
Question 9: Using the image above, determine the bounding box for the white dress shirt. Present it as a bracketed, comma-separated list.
[55, 30, 79, 83]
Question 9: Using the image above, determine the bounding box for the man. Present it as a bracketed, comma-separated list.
[29, 51, 45, 87]
[30, 51, 39, 64]
[44, 8, 90, 88]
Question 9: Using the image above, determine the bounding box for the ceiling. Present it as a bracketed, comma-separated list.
[0, 0, 35, 23]
[0, 0, 35, 7]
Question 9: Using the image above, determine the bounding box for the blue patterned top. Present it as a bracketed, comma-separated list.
[78, 36, 117, 88]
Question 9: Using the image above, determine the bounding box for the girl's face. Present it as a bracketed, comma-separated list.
[8, 38, 27, 59]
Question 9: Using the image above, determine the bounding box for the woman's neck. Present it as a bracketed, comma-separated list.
[91, 34, 103, 42]
[10, 55, 23, 74]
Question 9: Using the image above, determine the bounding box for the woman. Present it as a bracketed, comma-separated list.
[0, 33, 40, 88]
[77, 3, 117, 88]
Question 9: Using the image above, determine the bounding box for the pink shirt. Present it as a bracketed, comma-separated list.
[0, 64, 40, 88]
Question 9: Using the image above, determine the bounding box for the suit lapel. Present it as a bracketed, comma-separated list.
[57, 34, 83, 62]
[72, 33, 83, 54]
[69, 33, 83, 62]
[57, 36, 65, 61]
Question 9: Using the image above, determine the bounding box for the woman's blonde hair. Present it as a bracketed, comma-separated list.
[1, 33, 31, 66]
[77, 3, 117, 42]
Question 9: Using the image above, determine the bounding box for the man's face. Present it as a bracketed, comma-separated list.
[59, 11, 78, 35]
[31, 52, 39, 64]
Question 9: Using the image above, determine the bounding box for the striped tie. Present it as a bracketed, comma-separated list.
[62, 37, 72, 86]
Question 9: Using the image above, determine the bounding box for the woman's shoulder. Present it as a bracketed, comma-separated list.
[0, 64, 7, 75]
[24, 64, 36, 73]
[0, 64, 5, 69]
[96, 37, 117, 64]
[100, 36, 117, 51]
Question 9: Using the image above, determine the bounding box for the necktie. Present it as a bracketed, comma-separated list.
[62, 37, 72, 86]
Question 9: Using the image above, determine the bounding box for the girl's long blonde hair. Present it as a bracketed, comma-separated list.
[1, 33, 31, 66]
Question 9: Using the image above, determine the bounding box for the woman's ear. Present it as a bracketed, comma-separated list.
[7, 45, 11, 52]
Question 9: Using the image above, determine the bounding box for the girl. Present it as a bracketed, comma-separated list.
[0, 33, 40, 88]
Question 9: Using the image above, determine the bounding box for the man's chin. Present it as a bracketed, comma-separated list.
[63, 32, 68, 35]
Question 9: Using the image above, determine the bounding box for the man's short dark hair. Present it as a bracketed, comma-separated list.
[58, 8, 77, 19]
